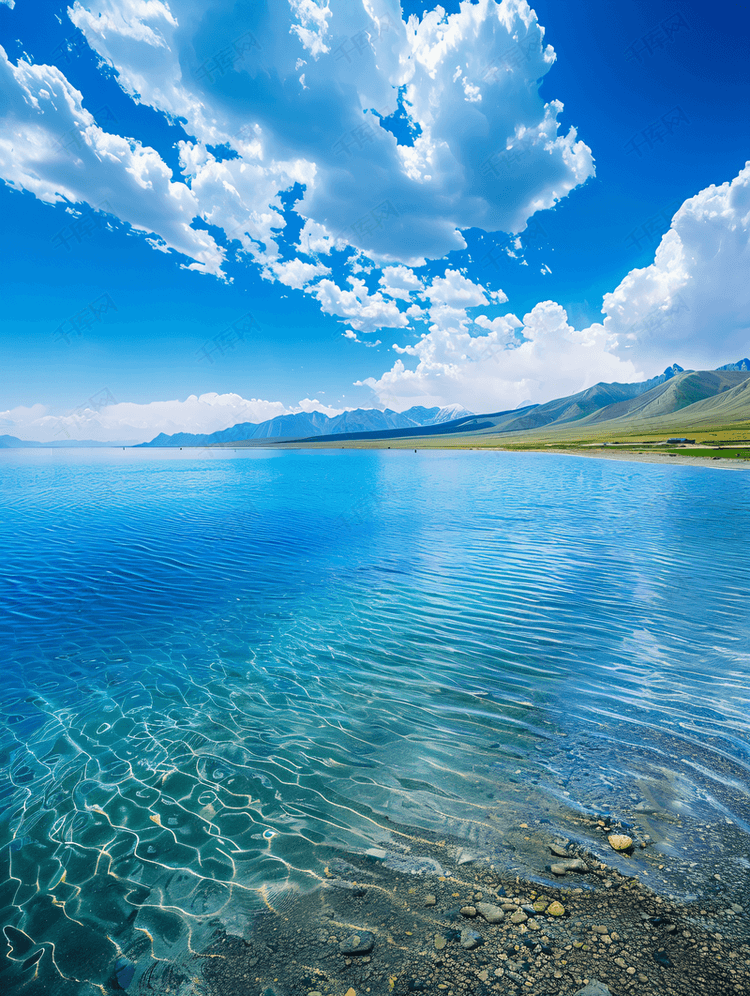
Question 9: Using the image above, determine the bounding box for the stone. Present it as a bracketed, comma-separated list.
[475, 902, 505, 924]
[608, 834, 633, 852]
[546, 901, 565, 917]
[460, 906, 477, 918]
[327, 878, 366, 896]
[434, 934, 447, 951]
[550, 840, 571, 857]
[527, 919, 541, 931]
[339, 931, 374, 955]
[460, 928, 482, 950]
[533, 900, 549, 913]
[384, 854, 445, 876]
[510, 910, 528, 924]
[458, 849, 480, 865]
[550, 859, 589, 875]
[344, 989, 356, 996]
[574, 983, 613, 996]
[424, 895, 437, 907]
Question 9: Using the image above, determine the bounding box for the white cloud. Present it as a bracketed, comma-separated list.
[0, 392, 347, 443]
[289, 0, 332, 57]
[603, 161, 750, 368]
[379, 264, 425, 300]
[308, 275, 409, 333]
[14, 0, 593, 271]
[358, 301, 642, 412]
[296, 396, 347, 417]
[266, 257, 331, 289]
[359, 161, 750, 412]
[0, 46, 226, 276]
[428, 269, 494, 309]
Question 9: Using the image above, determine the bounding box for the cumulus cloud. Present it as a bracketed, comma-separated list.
[0, 46, 227, 276]
[359, 162, 750, 412]
[308, 276, 409, 333]
[358, 300, 642, 412]
[0, 392, 349, 443]
[379, 264, 425, 300]
[1, 1, 593, 274]
[266, 258, 331, 289]
[603, 162, 750, 368]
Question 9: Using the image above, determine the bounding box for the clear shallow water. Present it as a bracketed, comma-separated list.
[1, 448, 749, 992]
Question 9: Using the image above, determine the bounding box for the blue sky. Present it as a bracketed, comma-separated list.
[0, 0, 748, 442]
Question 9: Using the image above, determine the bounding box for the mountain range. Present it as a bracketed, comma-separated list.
[141, 360, 750, 448]
[3, 360, 749, 448]
[135, 403, 472, 447]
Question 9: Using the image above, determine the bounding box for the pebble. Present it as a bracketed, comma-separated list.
[339, 931, 374, 955]
[550, 859, 589, 875]
[574, 983, 613, 996]
[510, 910, 528, 924]
[344, 989, 356, 996]
[547, 901, 565, 917]
[460, 928, 482, 950]
[424, 895, 437, 907]
[434, 934, 447, 951]
[475, 902, 505, 923]
[608, 834, 633, 852]
[460, 906, 477, 918]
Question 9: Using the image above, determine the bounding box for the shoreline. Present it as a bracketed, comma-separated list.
[191, 820, 750, 996]
[528, 447, 750, 470]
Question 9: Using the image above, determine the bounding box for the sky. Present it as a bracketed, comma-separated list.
[0, 0, 748, 443]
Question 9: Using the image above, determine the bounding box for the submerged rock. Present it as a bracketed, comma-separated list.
[460, 928, 482, 949]
[550, 858, 589, 875]
[383, 854, 444, 876]
[339, 931, 374, 955]
[475, 902, 505, 923]
[574, 982, 613, 996]
[608, 834, 634, 852]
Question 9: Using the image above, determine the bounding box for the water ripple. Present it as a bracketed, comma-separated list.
[0, 448, 749, 992]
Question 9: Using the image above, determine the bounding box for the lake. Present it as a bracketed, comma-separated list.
[1, 447, 749, 993]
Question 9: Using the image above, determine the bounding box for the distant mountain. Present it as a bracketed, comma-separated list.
[0, 436, 136, 448]
[137, 404, 475, 447]
[379, 368, 750, 444]
[277, 366, 750, 446]
[0, 435, 41, 448]
[717, 358, 750, 371]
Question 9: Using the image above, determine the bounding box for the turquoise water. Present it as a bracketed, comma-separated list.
[1, 448, 749, 992]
